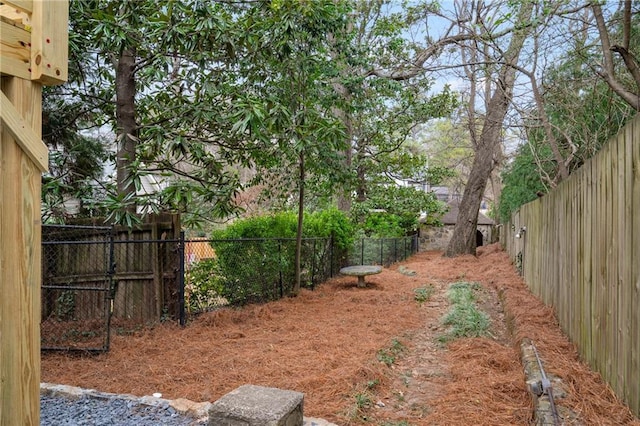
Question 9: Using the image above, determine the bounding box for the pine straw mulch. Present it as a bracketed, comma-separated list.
[41, 244, 640, 425]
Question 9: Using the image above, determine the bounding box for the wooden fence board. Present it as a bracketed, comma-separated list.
[630, 119, 640, 414]
[552, 188, 560, 307]
[606, 144, 615, 386]
[593, 151, 604, 374]
[595, 147, 604, 373]
[596, 147, 608, 379]
[581, 159, 593, 363]
[568, 176, 578, 340]
[616, 127, 633, 403]
[534, 201, 543, 300]
[560, 180, 569, 333]
[539, 201, 547, 301]
[575, 164, 583, 354]
[608, 139, 618, 391]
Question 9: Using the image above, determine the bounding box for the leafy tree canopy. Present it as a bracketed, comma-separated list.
[498, 143, 552, 224]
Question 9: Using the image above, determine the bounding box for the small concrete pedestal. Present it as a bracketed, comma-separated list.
[208, 384, 304, 426]
[339, 265, 383, 287]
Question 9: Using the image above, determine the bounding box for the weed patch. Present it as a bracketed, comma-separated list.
[413, 285, 435, 303]
[377, 338, 406, 366]
[438, 281, 490, 343]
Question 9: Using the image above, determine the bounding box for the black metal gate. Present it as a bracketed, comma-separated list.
[41, 225, 115, 352]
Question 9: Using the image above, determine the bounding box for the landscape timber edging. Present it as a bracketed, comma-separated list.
[519, 339, 581, 425]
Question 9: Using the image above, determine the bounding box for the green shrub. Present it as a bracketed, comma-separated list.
[210, 209, 354, 305]
[212, 211, 298, 240]
[305, 207, 354, 251]
[212, 208, 353, 245]
[212, 239, 290, 305]
[185, 259, 226, 313]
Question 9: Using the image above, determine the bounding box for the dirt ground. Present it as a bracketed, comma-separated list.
[42, 244, 640, 425]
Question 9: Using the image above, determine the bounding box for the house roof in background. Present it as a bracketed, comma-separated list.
[441, 201, 494, 225]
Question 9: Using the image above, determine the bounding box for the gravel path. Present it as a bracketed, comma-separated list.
[40, 394, 205, 426]
[39, 384, 337, 426]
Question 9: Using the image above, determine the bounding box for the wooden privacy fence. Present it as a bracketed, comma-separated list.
[110, 214, 182, 324]
[42, 214, 182, 351]
[41, 225, 114, 352]
[502, 115, 640, 417]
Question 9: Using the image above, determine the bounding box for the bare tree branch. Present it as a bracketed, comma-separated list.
[610, 45, 640, 89]
[366, 33, 475, 80]
[591, 2, 640, 110]
[622, 0, 631, 49]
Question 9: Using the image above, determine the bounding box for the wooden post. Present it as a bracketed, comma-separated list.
[151, 219, 163, 319]
[0, 76, 43, 426]
[1, 1, 68, 424]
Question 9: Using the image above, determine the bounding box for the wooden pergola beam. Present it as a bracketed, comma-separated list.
[1, 0, 33, 14]
[30, 0, 68, 84]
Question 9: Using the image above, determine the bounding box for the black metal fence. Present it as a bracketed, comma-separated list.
[42, 225, 115, 352]
[41, 225, 180, 352]
[41, 225, 418, 352]
[348, 234, 419, 267]
[183, 236, 336, 316]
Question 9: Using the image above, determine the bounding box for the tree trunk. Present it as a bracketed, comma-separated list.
[444, 1, 533, 257]
[293, 151, 305, 296]
[331, 82, 353, 213]
[354, 135, 368, 203]
[115, 47, 138, 212]
[444, 120, 500, 256]
[528, 72, 570, 180]
[592, 1, 640, 111]
[336, 111, 353, 211]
